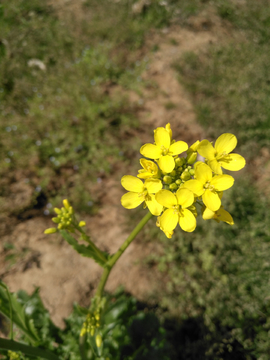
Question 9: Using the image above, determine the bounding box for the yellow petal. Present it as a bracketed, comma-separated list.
[197, 140, 216, 160]
[140, 144, 161, 159]
[211, 174, 234, 191]
[165, 123, 172, 140]
[154, 127, 170, 148]
[216, 208, 234, 225]
[219, 153, 246, 171]
[121, 192, 144, 209]
[121, 175, 144, 192]
[208, 159, 222, 175]
[179, 209, 196, 232]
[175, 188, 194, 208]
[146, 194, 163, 216]
[183, 179, 204, 197]
[137, 171, 153, 179]
[215, 133, 237, 154]
[155, 190, 177, 208]
[160, 208, 178, 232]
[202, 207, 215, 220]
[195, 162, 212, 184]
[202, 190, 221, 211]
[169, 141, 188, 156]
[144, 179, 163, 193]
[158, 155, 175, 173]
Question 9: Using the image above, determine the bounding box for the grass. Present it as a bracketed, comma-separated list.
[174, 0, 270, 156]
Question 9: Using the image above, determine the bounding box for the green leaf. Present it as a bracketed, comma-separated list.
[59, 230, 109, 267]
[0, 282, 40, 344]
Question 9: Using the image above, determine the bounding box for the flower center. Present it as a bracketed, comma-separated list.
[160, 145, 169, 156]
[204, 181, 215, 191]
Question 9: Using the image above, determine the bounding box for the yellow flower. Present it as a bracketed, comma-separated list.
[140, 126, 188, 173]
[183, 162, 234, 212]
[202, 206, 234, 225]
[121, 175, 163, 215]
[197, 133, 245, 174]
[155, 188, 196, 233]
[137, 159, 161, 179]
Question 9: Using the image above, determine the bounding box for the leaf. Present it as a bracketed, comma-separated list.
[0, 282, 40, 344]
[59, 230, 109, 267]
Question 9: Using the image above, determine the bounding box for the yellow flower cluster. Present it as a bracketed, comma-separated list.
[121, 124, 245, 238]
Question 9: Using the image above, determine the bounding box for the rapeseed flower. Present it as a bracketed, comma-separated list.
[121, 175, 163, 215]
[184, 162, 234, 212]
[155, 188, 196, 233]
[140, 125, 188, 173]
[198, 133, 245, 174]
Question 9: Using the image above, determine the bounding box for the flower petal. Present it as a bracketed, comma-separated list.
[140, 144, 161, 159]
[160, 208, 178, 232]
[175, 188, 194, 208]
[169, 141, 188, 156]
[154, 127, 170, 148]
[197, 140, 216, 160]
[202, 207, 215, 220]
[144, 179, 163, 193]
[155, 190, 177, 208]
[216, 208, 234, 225]
[121, 175, 144, 192]
[195, 162, 212, 184]
[183, 179, 204, 197]
[158, 155, 175, 173]
[146, 194, 163, 216]
[211, 174, 234, 191]
[121, 192, 144, 209]
[208, 159, 222, 175]
[215, 133, 237, 154]
[220, 153, 246, 171]
[179, 209, 196, 232]
[202, 190, 221, 212]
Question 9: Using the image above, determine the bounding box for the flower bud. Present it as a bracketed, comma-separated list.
[181, 169, 191, 181]
[169, 183, 178, 190]
[63, 199, 70, 210]
[54, 207, 61, 215]
[79, 221, 86, 227]
[95, 335, 102, 348]
[163, 176, 172, 184]
[175, 179, 182, 185]
[52, 217, 60, 223]
[187, 152, 197, 165]
[44, 228, 57, 234]
[189, 169, 195, 176]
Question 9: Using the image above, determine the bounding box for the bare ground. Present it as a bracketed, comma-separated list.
[0, 4, 237, 328]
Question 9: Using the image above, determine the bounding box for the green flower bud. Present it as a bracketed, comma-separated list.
[54, 207, 61, 215]
[187, 152, 197, 165]
[163, 175, 172, 184]
[189, 169, 195, 176]
[169, 183, 178, 190]
[52, 217, 60, 223]
[44, 228, 57, 234]
[170, 170, 176, 177]
[181, 170, 191, 181]
[175, 179, 182, 185]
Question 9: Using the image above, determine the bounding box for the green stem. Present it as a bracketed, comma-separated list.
[0, 338, 59, 360]
[75, 226, 108, 265]
[95, 211, 153, 299]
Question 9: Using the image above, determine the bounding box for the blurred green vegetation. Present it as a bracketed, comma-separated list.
[1, 0, 270, 359]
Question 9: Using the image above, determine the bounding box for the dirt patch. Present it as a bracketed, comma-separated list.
[1, 5, 233, 327]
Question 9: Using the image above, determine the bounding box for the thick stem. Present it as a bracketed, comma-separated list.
[95, 211, 153, 300]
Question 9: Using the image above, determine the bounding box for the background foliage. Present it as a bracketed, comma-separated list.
[1, 0, 270, 359]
